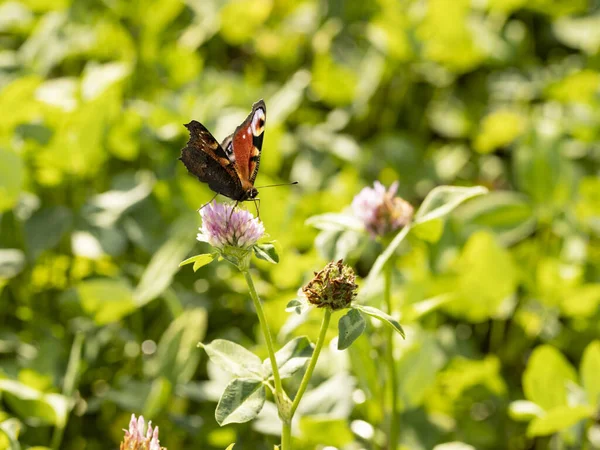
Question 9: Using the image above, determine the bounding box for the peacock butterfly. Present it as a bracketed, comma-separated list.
[179, 99, 266, 203]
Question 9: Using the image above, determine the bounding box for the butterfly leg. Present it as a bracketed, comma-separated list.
[252, 198, 261, 219]
[227, 201, 239, 225]
[198, 192, 219, 212]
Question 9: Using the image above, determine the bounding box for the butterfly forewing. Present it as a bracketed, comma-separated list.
[179, 121, 244, 200]
[230, 100, 266, 186]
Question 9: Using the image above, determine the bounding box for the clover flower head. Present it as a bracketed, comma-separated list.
[302, 259, 358, 310]
[351, 181, 413, 237]
[120, 414, 163, 450]
[198, 201, 265, 250]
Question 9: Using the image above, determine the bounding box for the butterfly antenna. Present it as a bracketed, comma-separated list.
[254, 181, 299, 189]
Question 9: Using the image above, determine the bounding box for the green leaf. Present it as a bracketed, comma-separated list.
[581, 340, 600, 407]
[444, 231, 518, 322]
[523, 345, 577, 410]
[410, 218, 444, 242]
[224, 445, 235, 450]
[145, 308, 207, 384]
[337, 308, 366, 350]
[75, 278, 137, 325]
[306, 213, 364, 232]
[0, 380, 70, 427]
[179, 253, 217, 271]
[508, 400, 544, 422]
[215, 378, 266, 426]
[133, 215, 196, 306]
[433, 443, 476, 450]
[298, 417, 354, 447]
[143, 377, 172, 418]
[361, 225, 411, 297]
[253, 243, 279, 264]
[353, 304, 405, 338]
[200, 339, 264, 379]
[454, 191, 537, 246]
[263, 336, 313, 379]
[0, 249, 25, 280]
[0, 418, 21, 450]
[285, 298, 307, 315]
[527, 405, 593, 437]
[0, 149, 24, 213]
[24, 206, 72, 260]
[414, 185, 488, 225]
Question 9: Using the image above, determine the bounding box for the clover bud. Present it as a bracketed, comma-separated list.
[302, 260, 358, 310]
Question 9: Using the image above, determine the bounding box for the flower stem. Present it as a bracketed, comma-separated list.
[290, 308, 331, 418]
[384, 261, 400, 449]
[242, 270, 285, 405]
[51, 332, 84, 450]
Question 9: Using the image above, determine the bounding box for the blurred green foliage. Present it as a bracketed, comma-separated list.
[1, 0, 600, 448]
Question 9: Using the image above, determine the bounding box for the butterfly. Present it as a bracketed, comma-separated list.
[179, 99, 266, 205]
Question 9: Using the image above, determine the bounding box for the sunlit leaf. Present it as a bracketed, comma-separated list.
[444, 231, 518, 322]
[298, 417, 354, 447]
[0, 418, 21, 450]
[200, 339, 264, 379]
[134, 215, 196, 306]
[523, 345, 577, 411]
[581, 340, 600, 407]
[0, 249, 25, 280]
[179, 253, 217, 271]
[353, 304, 405, 338]
[414, 185, 488, 225]
[263, 336, 313, 379]
[145, 308, 207, 384]
[527, 405, 593, 437]
[0, 149, 24, 213]
[0, 380, 70, 427]
[306, 213, 364, 232]
[75, 278, 136, 325]
[508, 400, 544, 422]
[253, 243, 279, 264]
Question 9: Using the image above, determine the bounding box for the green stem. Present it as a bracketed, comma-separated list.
[242, 270, 284, 397]
[384, 262, 399, 450]
[51, 332, 84, 450]
[241, 271, 287, 421]
[281, 421, 292, 450]
[290, 308, 332, 418]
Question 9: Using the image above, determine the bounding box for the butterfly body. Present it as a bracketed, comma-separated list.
[180, 100, 266, 202]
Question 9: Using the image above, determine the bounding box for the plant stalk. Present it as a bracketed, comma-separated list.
[384, 261, 400, 449]
[51, 332, 84, 450]
[242, 270, 284, 402]
[242, 270, 290, 448]
[290, 308, 332, 418]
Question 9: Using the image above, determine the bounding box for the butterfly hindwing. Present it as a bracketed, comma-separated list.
[180, 121, 244, 200]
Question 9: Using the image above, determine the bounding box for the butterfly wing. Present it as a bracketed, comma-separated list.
[179, 121, 244, 200]
[229, 99, 266, 187]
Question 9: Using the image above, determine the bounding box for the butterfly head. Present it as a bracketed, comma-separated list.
[241, 187, 259, 201]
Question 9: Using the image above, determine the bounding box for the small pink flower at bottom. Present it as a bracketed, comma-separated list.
[197, 201, 265, 250]
[120, 414, 164, 450]
[351, 181, 413, 237]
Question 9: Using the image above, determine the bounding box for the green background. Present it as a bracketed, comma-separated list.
[1, 0, 600, 448]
